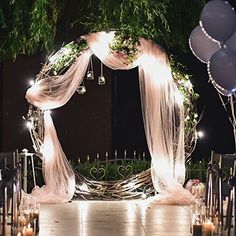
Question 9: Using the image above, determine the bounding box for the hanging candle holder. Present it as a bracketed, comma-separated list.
[98, 61, 106, 85]
[87, 56, 94, 80]
[77, 80, 86, 94]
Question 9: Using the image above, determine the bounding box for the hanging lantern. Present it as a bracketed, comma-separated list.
[87, 57, 95, 80]
[98, 61, 106, 85]
[98, 76, 106, 85]
[77, 82, 86, 94]
[87, 70, 94, 80]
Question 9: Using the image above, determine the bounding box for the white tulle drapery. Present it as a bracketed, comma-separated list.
[138, 38, 194, 204]
[31, 111, 75, 203]
[26, 31, 194, 204]
[26, 50, 92, 203]
[83, 31, 140, 70]
[26, 49, 92, 110]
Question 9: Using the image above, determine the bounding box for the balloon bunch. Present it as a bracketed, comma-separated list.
[189, 0, 236, 96]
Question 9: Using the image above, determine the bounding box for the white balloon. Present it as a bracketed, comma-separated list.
[200, 0, 236, 42]
[208, 48, 236, 92]
[225, 28, 236, 52]
[189, 25, 221, 63]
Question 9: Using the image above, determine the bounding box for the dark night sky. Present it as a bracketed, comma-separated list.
[181, 53, 235, 160]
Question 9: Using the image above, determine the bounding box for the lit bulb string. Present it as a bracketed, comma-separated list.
[27, 124, 38, 152]
[207, 61, 234, 96]
[188, 23, 222, 64]
[199, 21, 224, 45]
[24, 106, 44, 155]
[188, 37, 208, 64]
[24, 33, 199, 200]
[24, 101, 155, 200]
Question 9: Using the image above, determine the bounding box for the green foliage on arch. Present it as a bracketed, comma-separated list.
[0, 0, 206, 60]
[78, 0, 206, 52]
[28, 33, 199, 158]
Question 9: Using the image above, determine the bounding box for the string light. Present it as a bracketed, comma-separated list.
[29, 80, 35, 86]
[26, 121, 33, 129]
[142, 187, 147, 199]
[197, 130, 204, 138]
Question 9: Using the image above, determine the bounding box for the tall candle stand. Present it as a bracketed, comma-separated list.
[225, 160, 236, 236]
[205, 160, 224, 235]
[205, 153, 236, 236]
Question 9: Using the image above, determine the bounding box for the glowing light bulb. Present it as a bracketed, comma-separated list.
[79, 183, 89, 191]
[26, 121, 33, 129]
[197, 130, 204, 138]
[29, 80, 35, 86]
[141, 193, 147, 200]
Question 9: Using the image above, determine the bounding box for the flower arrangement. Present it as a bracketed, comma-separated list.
[109, 32, 140, 64]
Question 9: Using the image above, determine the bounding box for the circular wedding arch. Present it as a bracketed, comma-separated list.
[25, 31, 197, 204]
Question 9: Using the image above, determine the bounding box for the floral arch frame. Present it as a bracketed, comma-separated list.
[25, 31, 197, 204]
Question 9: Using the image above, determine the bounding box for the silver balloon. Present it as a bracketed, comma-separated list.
[200, 0, 236, 42]
[225, 28, 236, 52]
[208, 48, 236, 92]
[189, 25, 221, 63]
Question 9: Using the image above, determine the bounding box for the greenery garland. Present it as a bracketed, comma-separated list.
[25, 32, 200, 200]
[27, 33, 198, 158]
[109, 32, 140, 64]
[48, 39, 88, 75]
[170, 56, 199, 157]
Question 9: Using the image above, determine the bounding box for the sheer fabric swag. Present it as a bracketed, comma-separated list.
[26, 32, 193, 204]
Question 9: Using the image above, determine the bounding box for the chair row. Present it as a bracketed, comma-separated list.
[205, 151, 236, 235]
[0, 151, 22, 236]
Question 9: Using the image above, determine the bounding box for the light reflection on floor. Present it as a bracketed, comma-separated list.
[38, 200, 191, 236]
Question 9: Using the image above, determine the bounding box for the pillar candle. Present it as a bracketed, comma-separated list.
[25, 225, 33, 236]
[202, 222, 214, 236]
[19, 216, 27, 227]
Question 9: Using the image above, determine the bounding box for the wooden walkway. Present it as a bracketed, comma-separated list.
[38, 200, 191, 236]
